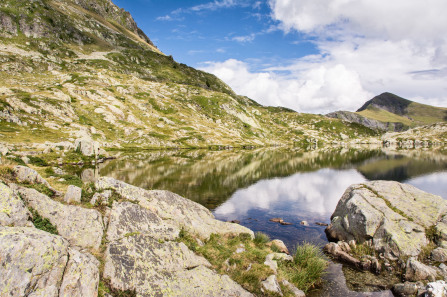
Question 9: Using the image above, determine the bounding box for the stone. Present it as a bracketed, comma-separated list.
[106, 201, 179, 242]
[90, 190, 112, 206]
[0, 182, 32, 227]
[13, 165, 52, 188]
[52, 167, 66, 175]
[426, 281, 447, 297]
[96, 177, 253, 239]
[324, 242, 361, 268]
[392, 282, 420, 297]
[270, 218, 283, 223]
[59, 248, 100, 297]
[104, 234, 252, 296]
[74, 136, 100, 157]
[261, 275, 282, 296]
[267, 239, 289, 254]
[0, 146, 9, 156]
[21, 156, 30, 164]
[281, 280, 305, 297]
[64, 185, 82, 204]
[432, 248, 447, 263]
[264, 253, 278, 273]
[13, 185, 103, 250]
[326, 181, 447, 258]
[0, 227, 69, 297]
[405, 258, 439, 282]
[300, 220, 309, 226]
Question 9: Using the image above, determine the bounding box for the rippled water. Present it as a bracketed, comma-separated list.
[94, 147, 447, 295]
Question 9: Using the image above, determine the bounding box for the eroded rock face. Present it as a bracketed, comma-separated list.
[326, 181, 447, 258]
[13, 185, 103, 250]
[0, 182, 32, 227]
[59, 248, 100, 297]
[96, 177, 253, 239]
[13, 165, 51, 188]
[106, 201, 179, 242]
[0, 227, 69, 297]
[104, 234, 252, 296]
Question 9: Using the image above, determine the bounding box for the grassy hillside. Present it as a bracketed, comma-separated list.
[0, 0, 379, 149]
[356, 92, 447, 128]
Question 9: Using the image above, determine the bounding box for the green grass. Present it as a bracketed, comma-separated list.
[177, 230, 327, 295]
[29, 207, 58, 235]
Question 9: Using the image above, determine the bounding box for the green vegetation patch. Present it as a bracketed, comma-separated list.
[29, 207, 58, 235]
[178, 230, 327, 295]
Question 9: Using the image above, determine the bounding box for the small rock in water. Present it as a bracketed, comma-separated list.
[230, 220, 240, 224]
[269, 218, 283, 223]
[315, 222, 328, 226]
[300, 221, 309, 226]
[280, 221, 292, 225]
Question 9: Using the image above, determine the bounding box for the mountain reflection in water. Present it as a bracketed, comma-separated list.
[97, 148, 447, 250]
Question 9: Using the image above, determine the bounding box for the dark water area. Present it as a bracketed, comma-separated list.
[95, 147, 447, 295]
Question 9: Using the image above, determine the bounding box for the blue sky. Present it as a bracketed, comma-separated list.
[113, 0, 447, 113]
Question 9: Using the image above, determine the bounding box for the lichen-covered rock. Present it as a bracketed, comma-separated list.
[59, 248, 100, 297]
[104, 233, 252, 296]
[0, 182, 32, 227]
[405, 258, 439, 282]
[13, 185, 103, 250]
[13, 165, 51, 188]
[267, 239, 289, 254]
[261, 275, 282, 295]
[90, 190, 111, 206]
[326, 181, 447, 258]
[96, 177, 253, 239]
[426, 281, 447, 297]
[392, 282, 420, 297]
[74, 137, 100, 157]
[106, 201, 179, 242]
[64, 185, 82, 204]
[432, 248, 447, 263]
[0, 227, 69, 297]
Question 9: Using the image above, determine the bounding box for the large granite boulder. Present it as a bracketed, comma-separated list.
[96, 177, 253, 239]
[13, 165, 51, 188]
[326, 181, 447, 258]
[74, 137, 100, 157]
[59, 248, 100, 297]
[104, 234, 252, 296]
[13, 185, 104, 251]
[0, 182, 32, 227]
[0, 227, 99, 297]
[0, 227, 69, 297]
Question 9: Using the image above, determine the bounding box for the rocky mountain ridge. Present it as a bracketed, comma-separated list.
[328, 92, 447, 132]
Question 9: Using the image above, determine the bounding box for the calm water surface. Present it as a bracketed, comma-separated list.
[97, 148, 447, 251]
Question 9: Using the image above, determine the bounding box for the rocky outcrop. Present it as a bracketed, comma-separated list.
[0, 227, 70, 297]
[0, 182, 32, 227]
[13, 165, 52, 188]
[74, 136, 101, 157]
[326, 181, 447, 259]
[13, 185, 104, 250]
[59, 248, 100, 297]
[64, 185, 82, 204]
[327, 110, 407, 132]
[96, 176, 254, 239]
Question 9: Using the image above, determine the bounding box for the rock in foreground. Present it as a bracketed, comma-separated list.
[326, 181, 447, 258]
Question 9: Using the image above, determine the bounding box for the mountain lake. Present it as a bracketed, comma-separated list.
[81, 147, 447, 296]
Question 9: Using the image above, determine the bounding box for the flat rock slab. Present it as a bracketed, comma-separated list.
[96, 177, 253, 239]
[0, 182, 32, 227]
[106, 201, 179, 242]
[13, 185, 104, 250]
[326, 181, 447, 257]
[104, 234, 252, 296]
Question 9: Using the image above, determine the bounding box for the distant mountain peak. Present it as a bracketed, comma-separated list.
[356, 92, 412, 116]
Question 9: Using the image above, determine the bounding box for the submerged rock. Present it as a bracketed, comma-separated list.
[326, 181, 447, 258]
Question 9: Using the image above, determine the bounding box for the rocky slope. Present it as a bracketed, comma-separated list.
[328, 92, 447, 132]
[0, 0, 380, 150]
[324, 180, 447, 295]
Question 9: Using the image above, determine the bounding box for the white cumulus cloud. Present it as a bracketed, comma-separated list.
[202, 0, 447, 113]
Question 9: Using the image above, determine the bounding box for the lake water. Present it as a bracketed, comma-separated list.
[95, 147, 447, 294]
